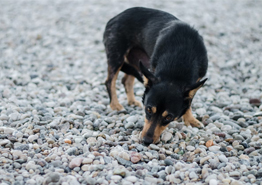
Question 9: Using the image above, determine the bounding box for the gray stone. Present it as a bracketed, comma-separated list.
[44, 172, 60, 184]
[124, 122, 135, 129]
[164, 158, 174, 166]
[218, 155, 228, 163]
[126, 116, 138, 123]
[224, 121, 241, 130]
[65, 147, 77, 156]
[15, 144, 29, 151]
[189, 171, 198, 179]
[149, 144, 160, 151]
[115, 156, 133, 166]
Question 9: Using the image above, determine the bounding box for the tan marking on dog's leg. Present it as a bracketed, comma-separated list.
[143, 76, 149, 86]
[109, 68, 124, 111]
[122, 74, 141, 107]
[162, 111, 168, 117]
[153, 124, 169, 143]
[183, 108, 204, 128]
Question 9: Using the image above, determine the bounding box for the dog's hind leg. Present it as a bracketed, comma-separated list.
[183, 108, 204, 128]
[105, 63, 124, 111]
[122, 74, 142, 107]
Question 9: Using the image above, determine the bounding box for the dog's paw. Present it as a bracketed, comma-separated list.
[184, 118, 204, 128]
[128, 100, 142, 107]
[110, 102, 124, 111]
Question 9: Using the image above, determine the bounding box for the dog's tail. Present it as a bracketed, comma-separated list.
[121, 62, 143, 83]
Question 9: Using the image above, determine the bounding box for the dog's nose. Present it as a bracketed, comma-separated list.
[143, 137, 153, 146]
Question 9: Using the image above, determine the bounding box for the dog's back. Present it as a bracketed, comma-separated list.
[104, 7, 177, 56]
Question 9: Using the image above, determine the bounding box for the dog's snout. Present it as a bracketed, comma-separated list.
[143, 136, 153, 146]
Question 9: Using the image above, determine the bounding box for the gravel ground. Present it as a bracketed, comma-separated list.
[1, 0, 262, 184]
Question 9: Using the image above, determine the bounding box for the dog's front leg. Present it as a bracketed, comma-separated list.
[183, 108, 204, 128]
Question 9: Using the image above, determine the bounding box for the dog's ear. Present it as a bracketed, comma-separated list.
[139, 61, 158, 88]
[184, 78, 207, 99]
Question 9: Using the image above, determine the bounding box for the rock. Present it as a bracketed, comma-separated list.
[86, 137, 97, 145]
[249, 99, 261, 106]
[115, 156, 133, 166]
[229, 171, 241, 177]
[82, 158, 93, 164]
[126, 116, 138, 123]
[111, 175, 122, 181]
[149, 144, 160, 151]
[218, 155, 228, 163]
[69, 158, 83, 168]
[164, 158, 174, 166]
[189, 171, 198, 179]
[200, 156, 211, 165]
[64, 175, 80, 185]
[234, 145, 244, 150]
[239, 154, 249, 160]
[206, 140, 214, 147]
[0, 139, 10, 146]
[130, 151, 142, 163]
[186, 146, 195, 151]
[205, 174, 217, 183]
[208, 146, 220, 152]
[161, 132, 173, 143]
[254, 112, 262, 117]
[81, 165, 89, 171]
[26, 161, 38, 170]
[119, 151, 130, 161]
[64, 139, 72, 144]
[244, 147, 255, 154]
[3, 127, 16, 134]
[223, 121, 241, 130]
[124, 122, 135, 129]
[28, 135, 38, 142]
[44, 172, 60, 184]
[65, 147, 77, 156]
[196, 108, 206, 115]
[15, 144, 29, 151]
[113, 168, 127, 177]
[209, 179, 218, 185]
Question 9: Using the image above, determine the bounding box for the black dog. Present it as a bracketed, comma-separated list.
[103, 7, 208, 145]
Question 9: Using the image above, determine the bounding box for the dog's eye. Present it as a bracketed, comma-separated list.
[146, 107, 152, 114]
[165, 115, 173, 122]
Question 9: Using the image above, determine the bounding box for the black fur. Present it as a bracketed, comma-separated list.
[104, 7, 208, 145]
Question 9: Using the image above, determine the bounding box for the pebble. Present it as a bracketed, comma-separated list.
[125, 176, 137, 183]
[82, 158, 93, 164]
[128, 152, 141, 163]
[164, 159, 174, 166]
[230, 171, 241, 177]
[189, 171, 198, 179]
[239, 154, 249, 160]
[44, 172, 60, 184]
[161, 132, 173, 143]
[69, 158, 83, 169]
[186, 146, 195, 151]
[206, 140, 214, 147]
[208, 146, 220, 152]
[149, 144, 160, 151]
[28, 135, 39, 142]
[218, 155, 228, 163]
[64, 139, 72, 144]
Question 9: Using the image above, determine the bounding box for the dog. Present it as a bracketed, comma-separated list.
[103, 7, 208, 145]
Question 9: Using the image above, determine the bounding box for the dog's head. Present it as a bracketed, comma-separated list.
[139, 62, 207, 145]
